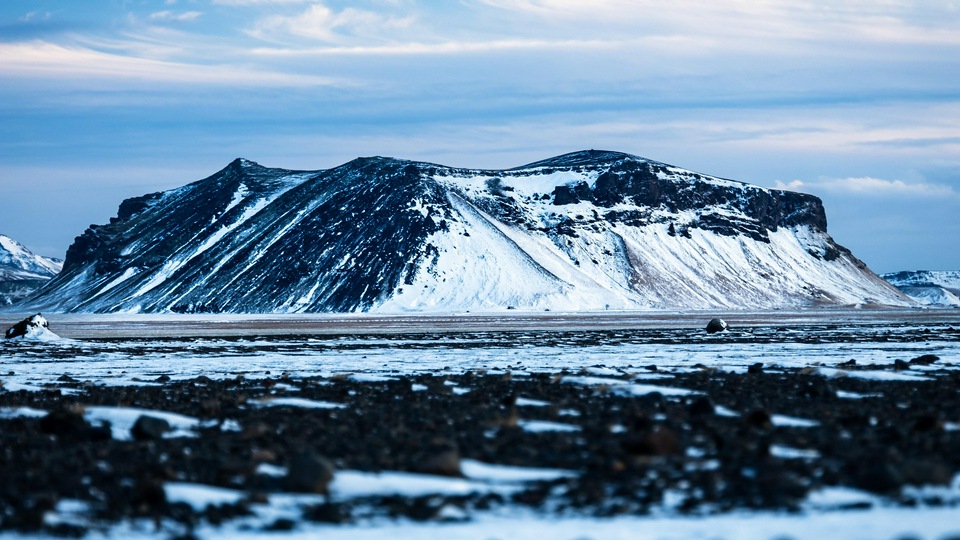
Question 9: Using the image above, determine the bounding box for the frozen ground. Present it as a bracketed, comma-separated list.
[2, 309, 960, 539]
[1, 310, 957, 388]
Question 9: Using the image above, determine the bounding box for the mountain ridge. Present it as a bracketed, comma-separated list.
[0, 234, 63, 307]
[881, 270, 960, 307]
[21, 150, 910, 313]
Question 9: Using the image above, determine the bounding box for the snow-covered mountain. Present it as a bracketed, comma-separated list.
[23, 150, 910, 313]
[881, 271, 960, 307]
[0, 234, 63, 306]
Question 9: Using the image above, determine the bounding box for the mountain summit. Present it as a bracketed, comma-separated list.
[24, 151, 909, 313]
[0, 235, 63, 307]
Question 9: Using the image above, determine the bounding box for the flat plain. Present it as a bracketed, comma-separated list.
[2, 309, 959, 539]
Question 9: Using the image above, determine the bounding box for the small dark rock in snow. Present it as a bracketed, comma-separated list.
[285, 452, 335, 494]
[910, 354, 939, 365]
[688, 396, 715, 416]
[621, 426, 680, 456]
[849, 458, 904, 494]
[902, 458, 953, 486]
[131, 415, 171, 440]
[747, 363, 764, 374]
[705, 318, 729, 334]
[305, 502, 352, 524]
[745, 409, 773, 429]
[40, 406, 90, 438]
[419, 442, 462, 477]
[893, 359, 910, 372]
[57, 374, 78, 382]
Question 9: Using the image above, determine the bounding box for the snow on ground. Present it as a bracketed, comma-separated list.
[252, 396, 346, 409]
[4, 314, 956, 389]
[2, 311, 959, 538]
[14, 491, 960, 540]
[0, 405, 236, 440]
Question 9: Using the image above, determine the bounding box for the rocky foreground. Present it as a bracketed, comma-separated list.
[2, 359, 959, 537]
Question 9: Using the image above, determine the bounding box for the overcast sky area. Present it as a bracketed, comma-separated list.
[1, 0, 958, 273]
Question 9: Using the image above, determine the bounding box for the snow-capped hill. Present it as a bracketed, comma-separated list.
[881, 271, 960, 307]
[0, 235, 62, 280]
[0, 235, 63, 307]
[24, 151, 910, 313]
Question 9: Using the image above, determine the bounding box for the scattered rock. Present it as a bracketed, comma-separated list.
[912, 413, 942, 433]
[849, 458, 904, 494]
[705, 318, 729, 334]
[745, 409, 773, 429]
[893, 359, 911, 372]
[3, 367, 960, 532]
[304, 503, 352, 524]
[621, 426, 680, 456]
[747, 363, 764, 375]
[902, 458, 953, 486]
[39, 406, 90, 438]
[285, 452, 335, 495]
[688, 396, 715, 416]
[910, 354, 939, 366]
[418, 443, 462, 477]
[131, 415, 171, 441]
[133, 477, 167, 514]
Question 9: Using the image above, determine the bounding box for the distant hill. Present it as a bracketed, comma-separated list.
[881, 271, 960, 307]
[0, 234, 63, 307]
[23, 150, 909, 313]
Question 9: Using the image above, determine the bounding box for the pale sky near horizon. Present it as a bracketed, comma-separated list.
[1, 0, 959, 273]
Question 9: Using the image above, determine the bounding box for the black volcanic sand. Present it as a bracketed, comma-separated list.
[2, 364, 960, 536]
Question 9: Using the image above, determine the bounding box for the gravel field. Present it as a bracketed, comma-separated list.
[2, 311, 959, 539]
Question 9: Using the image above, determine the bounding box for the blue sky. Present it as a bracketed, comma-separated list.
[1, 0, 958, 272]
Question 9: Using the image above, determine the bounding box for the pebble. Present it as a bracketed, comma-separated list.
[285, 452, 335, 495]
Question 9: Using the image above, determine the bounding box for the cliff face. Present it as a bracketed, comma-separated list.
[25, 150, 910, 313]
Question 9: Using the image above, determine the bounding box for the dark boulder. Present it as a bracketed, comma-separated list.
[131, 415, 172, 440]
[910, 354, 939, 366]
[706, 318, 729, 334]
[285, 452, 335, 495]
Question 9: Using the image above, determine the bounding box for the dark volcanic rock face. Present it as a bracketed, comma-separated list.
[33, 159, 447, 313]
[23, 151, 908, 313]
[546, 155, 827, 240]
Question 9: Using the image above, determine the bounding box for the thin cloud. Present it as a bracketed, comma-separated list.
[250, 37, 623, 56]
[249, 2, 416, 44]
[210, 0, 314, 5]
[149, 11, 203, 23]
[0, 40, 345, 87]
[478, 0, 960, 46]
[776, 177, 959, 199]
